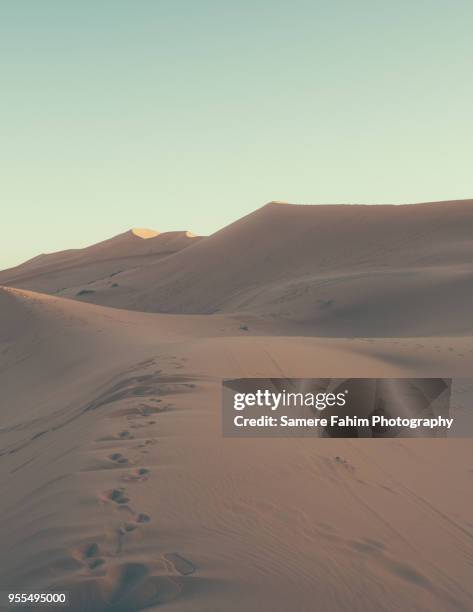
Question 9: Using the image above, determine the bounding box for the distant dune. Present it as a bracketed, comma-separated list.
[3, 199, 473, 336]
[0, 228, 202, 296]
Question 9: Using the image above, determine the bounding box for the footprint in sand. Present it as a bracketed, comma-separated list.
[123, 467, 150, 483]
[75, 542, 106, 572]
[116, 512, 151, 553]
[163, 552, 196, 575]
[62, 561, 182, 608]
[109, 452, 129, 465]
[136, 512, 151, 523]
[119, 512, 151, 531]
[135, 439, 157, 451]
[84, 543, 100, 558]
[88, 558, 106, 570]
[118, 430, 133, 440]
[107, 488, 131, 505]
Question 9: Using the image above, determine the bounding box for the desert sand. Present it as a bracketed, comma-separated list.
[0, 229, 200, 299]
[1, 201, 473, 611]
[3, 200, 473, 336]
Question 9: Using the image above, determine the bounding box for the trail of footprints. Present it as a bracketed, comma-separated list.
[69, 355, 196, 609]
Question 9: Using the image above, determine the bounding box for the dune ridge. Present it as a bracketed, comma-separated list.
[0, 228, 202, 299]
[4, 199, 470, 337]
[130, 228, 160, 239]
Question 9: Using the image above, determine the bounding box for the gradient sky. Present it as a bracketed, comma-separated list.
[2, 1, 473, 268]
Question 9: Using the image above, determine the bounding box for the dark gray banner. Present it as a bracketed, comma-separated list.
[222, 378, 473, 438]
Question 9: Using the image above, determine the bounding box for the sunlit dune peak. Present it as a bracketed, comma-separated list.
[266, 200, 291, 205]
[131, 228, 160, 239]
[185, 231, 197, 238]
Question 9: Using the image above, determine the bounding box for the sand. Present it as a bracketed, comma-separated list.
[1, 200, 473, 611]
[3, 200, 473, 337]
[1, 286, 472, 611]
[0, 229, 201, 298]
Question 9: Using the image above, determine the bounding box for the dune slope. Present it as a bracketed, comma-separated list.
[0, 229, 202, 297]
[4, 200, 473, 337]
[119, 200, 473, 337]
[1, 288, 472, 612]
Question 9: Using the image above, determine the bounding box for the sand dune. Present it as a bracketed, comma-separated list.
[3, 200, 473, 337]
[1, 201, 473, 611]
[0, 228, 201, 298]
[1, 287, 472, 611]
[117, 199, 473, 337]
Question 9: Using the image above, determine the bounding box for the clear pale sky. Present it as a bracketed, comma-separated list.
[2, 1, 472, 268]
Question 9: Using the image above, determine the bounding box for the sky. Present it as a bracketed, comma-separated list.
[1, 1, 473, 268]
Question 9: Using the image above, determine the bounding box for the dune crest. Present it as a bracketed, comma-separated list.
[13, 198, 469, 338]
[130, 228, 160, 239]
[3, 200, 473, 337]
[0, 227, 203, 298]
